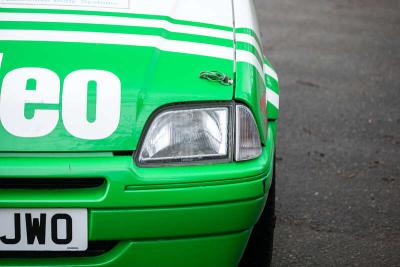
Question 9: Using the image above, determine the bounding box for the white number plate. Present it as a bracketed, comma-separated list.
[0, 209, 87, 251]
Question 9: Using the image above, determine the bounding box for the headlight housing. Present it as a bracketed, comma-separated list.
[136, 103, 262, 166]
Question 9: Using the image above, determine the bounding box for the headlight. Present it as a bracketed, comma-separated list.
[137, 105, 231, 165]
[136, 103, 261, 166]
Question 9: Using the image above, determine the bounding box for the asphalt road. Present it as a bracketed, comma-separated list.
[253, 0, 400, 266]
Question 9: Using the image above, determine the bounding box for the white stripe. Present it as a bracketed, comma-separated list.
[0, 13, 234, 40]
[236, 51, 279, 109]
[267, 88, 279, 109]
[236, 33, 263, 63]
[263, 63, 278, 81]
[236, 50, 265, 83]
[0, 30, 233, 60]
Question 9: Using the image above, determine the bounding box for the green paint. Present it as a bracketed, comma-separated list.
[87, 80, 97, 123]
[26, 78, 36, 90]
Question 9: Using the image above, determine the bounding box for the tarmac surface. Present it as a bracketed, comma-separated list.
[254, 0, 400, 266]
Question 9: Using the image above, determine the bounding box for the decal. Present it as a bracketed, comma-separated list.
[236, 33, 263, 63]
[0, 13, 233, 40]
[1, 67, 60, 138]
[267, 88, 279, 110]
[0, 0, 233, 27]
[0, 30, 234, 60]
[0, 53, 121, 140]
[236, 49, 264, 83]
[62, 70, 121, 140]
[263, 63, 278, 82]
[0, 8, 268, 84]
[0, 0, 129, 9]
[263, 64, 279, 110]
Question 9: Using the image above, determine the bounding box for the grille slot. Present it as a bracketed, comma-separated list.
[0, 178, 105, 190]
[0, 241, 118, 258]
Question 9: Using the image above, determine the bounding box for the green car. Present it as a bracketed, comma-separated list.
[0, 0, 279, 266]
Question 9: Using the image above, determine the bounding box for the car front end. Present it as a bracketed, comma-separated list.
[0, 0, 279, 266]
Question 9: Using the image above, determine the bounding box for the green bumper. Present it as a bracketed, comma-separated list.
[0, 134, 274, 267]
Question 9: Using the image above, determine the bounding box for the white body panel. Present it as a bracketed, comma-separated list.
[233, 0, 261, 39]
[0, 0, 233, 27]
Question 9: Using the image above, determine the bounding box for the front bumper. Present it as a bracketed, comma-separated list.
[0, 135, 274, 267]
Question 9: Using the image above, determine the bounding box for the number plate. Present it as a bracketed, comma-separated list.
[0, 209, 87, 251]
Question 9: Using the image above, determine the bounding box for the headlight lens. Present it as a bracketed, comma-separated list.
[138, 107, 230, 165]
[235, 105, 262, 161]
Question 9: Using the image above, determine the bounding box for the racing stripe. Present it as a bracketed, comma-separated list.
[236, 28, 262, 50]
[0, 29, 234, 60]
[0, 12, 234, 40]
[0, 8, 233, 31]
[236, 33, 263, 64]
[0, 21, 233, 48]
[0, 11, 262, 62]
[0, 10, 265, 70]
[0, 28, 270, 90]
[263, 63, 278, 82]
[235, 50, 265, 84]
[267, 88, 279, 110]
[0, 10, 277, 100]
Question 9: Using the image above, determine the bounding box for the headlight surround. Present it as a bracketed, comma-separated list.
[136, 102, 262, 166]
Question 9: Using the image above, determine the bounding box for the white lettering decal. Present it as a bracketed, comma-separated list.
[0, 68, 60, 137]
[0, 53, 121, 140]
[62, 70, 121, 140]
